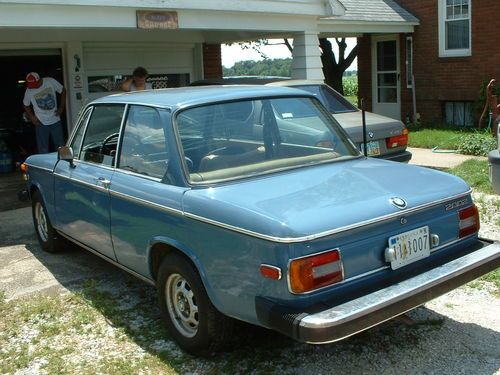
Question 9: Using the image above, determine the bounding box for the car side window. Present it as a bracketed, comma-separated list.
[118, 105, 168, 179]
[79, 105, 125, 166]
[70, 107, 92, 158]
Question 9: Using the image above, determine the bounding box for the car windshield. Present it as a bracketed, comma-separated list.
[295, 85, 358, 114]
[175, 96, 359, 184]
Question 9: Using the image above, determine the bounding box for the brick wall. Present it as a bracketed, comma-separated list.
[202, 43, 222, 79]
[359, 1, 500, 124]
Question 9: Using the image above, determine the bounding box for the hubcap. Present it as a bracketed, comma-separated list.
[165, 273, 198, 338]
[35, 202, 48, 242]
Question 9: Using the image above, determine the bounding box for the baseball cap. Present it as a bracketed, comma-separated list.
[26, 72, 41, 89]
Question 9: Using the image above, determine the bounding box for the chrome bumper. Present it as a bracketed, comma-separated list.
[256, 239, 500, 344]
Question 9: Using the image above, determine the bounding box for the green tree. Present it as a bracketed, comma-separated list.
[225, 38, 358, 95]
[223, 59, 292, 77]
[319, 38, 358, 95]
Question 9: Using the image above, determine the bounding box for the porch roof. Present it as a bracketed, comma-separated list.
[325, 0, 419, 24]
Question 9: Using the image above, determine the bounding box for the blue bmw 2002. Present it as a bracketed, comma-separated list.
[25, 86, 499, 354]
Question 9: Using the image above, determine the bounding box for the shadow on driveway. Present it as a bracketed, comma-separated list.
[1, 206, 499, 374]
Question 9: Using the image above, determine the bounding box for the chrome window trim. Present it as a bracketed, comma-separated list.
[71, 159, 116, 172]
[113, 167, 163, 182]
[53, 172, 109, 194]
[183, 189, 473, 243]
[113, 104, 129, 169]
[76, 104, 127, 167]
[109, 189, 183, 216]
[96, 101, 171, 111]
[68, 106, 94, 159]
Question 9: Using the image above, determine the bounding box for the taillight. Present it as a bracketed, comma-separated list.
[20, 162, 28, 173]
[289, 249, 343, 294]
[386, 128, 409, 149]
[458, 204, 480, 238]
[260, 264, 282, 280]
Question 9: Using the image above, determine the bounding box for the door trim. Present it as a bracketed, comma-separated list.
[371, 34, 401, 120]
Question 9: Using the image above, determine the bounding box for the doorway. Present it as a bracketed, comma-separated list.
[371, 35, 401, 120]
[0, 49, 65, 163]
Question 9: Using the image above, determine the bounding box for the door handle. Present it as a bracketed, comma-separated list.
[95, 177, 111, 189]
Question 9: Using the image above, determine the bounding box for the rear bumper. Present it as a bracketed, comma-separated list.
[256, 238, 500, 344]
[378, 150, 412, 163]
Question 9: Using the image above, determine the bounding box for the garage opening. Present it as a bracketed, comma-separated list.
[0, 49, 66, 167]
[0, 49, 65, 211]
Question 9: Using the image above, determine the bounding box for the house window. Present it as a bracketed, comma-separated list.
[444, 101, 473, 127]
[438, 0, 471, 57]
[406, 36, 413, 88]
[87, 73, 190, 93]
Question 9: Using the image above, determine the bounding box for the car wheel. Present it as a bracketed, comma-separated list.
[32, 190, 63, 253]
[157, 253, 233, 355]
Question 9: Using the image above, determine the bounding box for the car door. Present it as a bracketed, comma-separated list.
[54, 104, 126, 260]
[109, 105, 188, 277]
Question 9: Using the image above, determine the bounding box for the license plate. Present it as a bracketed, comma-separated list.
[388, 226, 430, 270]
[360, 141, 380, 156]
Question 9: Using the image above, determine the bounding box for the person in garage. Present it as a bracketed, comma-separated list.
[120, 66, 153, 91]
[23, 72, 66, 154]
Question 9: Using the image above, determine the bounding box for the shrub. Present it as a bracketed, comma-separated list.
[342, 76, 358, 97]
[456, 131, 497, 156]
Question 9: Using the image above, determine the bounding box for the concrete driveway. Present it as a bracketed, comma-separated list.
[0, 148, 491, 300]
[0, 206, 125, 300]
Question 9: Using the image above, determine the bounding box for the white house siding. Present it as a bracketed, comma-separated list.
[0, 0, 417, 137]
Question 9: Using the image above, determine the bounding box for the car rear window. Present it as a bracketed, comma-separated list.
[296, 85, 357, 114]
[175, 96, 359, 184]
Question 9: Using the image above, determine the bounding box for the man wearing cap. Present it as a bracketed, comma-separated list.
[23, 72, 66, 154]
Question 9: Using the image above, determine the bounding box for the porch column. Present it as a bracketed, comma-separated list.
[291, 31, 324, 81]
[65, 41, 85, 129]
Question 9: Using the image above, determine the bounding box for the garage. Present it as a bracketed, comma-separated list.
[0, 49, 65, 167]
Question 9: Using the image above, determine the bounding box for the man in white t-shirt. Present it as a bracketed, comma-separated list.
[23, 72, 66, 154]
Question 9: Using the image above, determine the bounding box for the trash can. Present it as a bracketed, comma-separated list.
[489, 123, 500, 194]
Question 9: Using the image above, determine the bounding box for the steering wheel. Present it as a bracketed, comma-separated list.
[99, 132, 120, 156]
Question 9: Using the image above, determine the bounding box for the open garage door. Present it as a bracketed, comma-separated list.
[0, 49, 65, 163]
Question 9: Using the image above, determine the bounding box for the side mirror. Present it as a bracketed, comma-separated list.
[58, 146, 76, 168]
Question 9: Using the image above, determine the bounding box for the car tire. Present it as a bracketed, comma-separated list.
[32, 190, 64, 253]
[157, 253, 233, 355]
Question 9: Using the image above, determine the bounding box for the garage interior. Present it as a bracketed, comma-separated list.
[0, 50, 65, 211]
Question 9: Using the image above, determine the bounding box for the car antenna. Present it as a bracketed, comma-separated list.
[361, 98, 368, 157]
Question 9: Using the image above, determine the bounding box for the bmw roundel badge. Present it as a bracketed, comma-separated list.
[389, 197, 407, 210]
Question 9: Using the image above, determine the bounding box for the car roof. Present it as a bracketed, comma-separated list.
[189, 76, 290, 86]
[266, 79, 325, 87]
[90, 85, 314, 109]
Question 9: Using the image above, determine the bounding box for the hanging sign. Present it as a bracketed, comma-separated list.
[137, 11, 178, 29]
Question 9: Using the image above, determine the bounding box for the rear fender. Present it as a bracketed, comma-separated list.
[147, 236, 220, 308]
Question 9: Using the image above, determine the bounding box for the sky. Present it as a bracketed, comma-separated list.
[221, 38, 358, 71]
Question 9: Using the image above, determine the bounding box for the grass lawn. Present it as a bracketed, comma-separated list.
[408, 128, 497, 157]
[408, 129, 465, 150]
[447, 159, 500, 290]
[448, 159, 493, 194]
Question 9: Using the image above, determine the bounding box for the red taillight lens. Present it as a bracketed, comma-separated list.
[458, 204, 480, 238]
[386, 128, 409, 149]
[289, 249, 343, 294]
[260, 264, 282, 280]
[20, 162, 28, 173]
